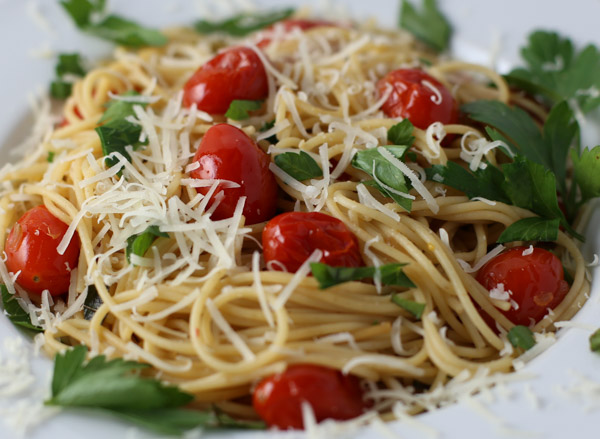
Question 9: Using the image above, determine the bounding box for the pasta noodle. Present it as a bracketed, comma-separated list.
[0, 14, 591, 423]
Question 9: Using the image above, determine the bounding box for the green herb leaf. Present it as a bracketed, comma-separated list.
[590, 328, 600, 353]
[50, 80, 74, 99]
[126, 225, 168, 264]
[95, 91, 148, 168]
[391, 294, 425, 319]
[507, 325, 536, 350]
[497, 217, 560, 243]
[572, 145, 600, 203]
[60, 0, 167, 47]
[55, 53, 86, 77]
[507, 30, 600, 113]
[352, 145, 413, 212]
[194, 8, 295, 37]
[259, 120, 278, 144]
[1, 285, 43, 333]
[83, 285, 103, 320]
[225, 99, 263, 121]
[47, 151, 56, 163]
[310, 262, 415, 290]
[399, 0, 452, 52]
[274, 151, 323, 181]
[387, 119, 415, 146]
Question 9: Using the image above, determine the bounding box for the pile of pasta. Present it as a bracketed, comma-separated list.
[0, 16, 590, 421]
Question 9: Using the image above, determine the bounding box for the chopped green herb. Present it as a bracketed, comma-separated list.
[572, 145, 600, 204]
[60, 0, 167, 47]
[194, 8, 295, 37]
[225, 99, 263, 121]
[95, 91, 148, 169]
[391, 294, 426, 319]
[50, 80, 74, 99]
[589, 328, 600, 353]
[387, 119, 415, 146]
[310, 262, 415, 290]
[126, 225, 169, 264]
[259, 120, 278, 144]
[83, 285, 103, 320]
[1, 285, 43, 333]
[507, 325, 536, 350]
[497, 217, 560, 243]
[506, 30, 600, 113]
[55, 53, 86, 78]
[274, 151, 323, 181]
[352, 145, 413, 212]
[47, 151, 56, 163]
[399, 0, 451, 52]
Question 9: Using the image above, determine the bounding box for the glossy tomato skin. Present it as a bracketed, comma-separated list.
[253, 364, 367, 429]
[5, 206, 80, 296]
[262, 211, 363, 273]
[190, 123, 277, 225]
[377, 68, 459, 130]
[476, 246, 569, 326]
[182, 47, 268, 114]
[257, 19, 338, 47]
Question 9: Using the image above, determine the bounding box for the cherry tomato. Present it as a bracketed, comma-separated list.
[262, 211, 363, 273]
[253, 364, 367, 429]
[476, 246, 569, 326]
[5, 206, 80, 296]
[257, 19, 338, 48]
[58, 105, 83, 128]
[377, 68, 459, 130]
[190, 123, 277, 225]
[182, 47, 268, 114]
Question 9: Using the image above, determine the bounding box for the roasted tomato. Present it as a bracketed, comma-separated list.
[476, 246, 570, 326]
[5, 206, 80, 296]
[190, 123, 278, 225]
[182, 47, 268, 114]
[262, 211, 363, 273]
[377, 68, 459, 130]
[257, 19, 338, 47]
[253, 364, 367, 429]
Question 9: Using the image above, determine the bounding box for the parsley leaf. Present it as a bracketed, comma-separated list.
[126, 225, 168, 264]
[352, 145, 413, 212]
[1, 285, 43, 333]
[310, 262, 416, 290]
[507, 30, 600, 113]
[259, 120, 278, 144]
[391, 295, 426, 319]
[399, 0, 452, 52]
[507, 325, 536, 350]
[225, 99, 263, 121]
[497, 217, 560, 243]
[194, 8, 295, 37]
[590, 328, 600, 353]
[274, 151, 323, 181]
[95, 91, 148, 168]
[83, 285, 103, 320]
[387, 119, 415, 146]
[50, 53, 87, 99]
[572, 145, 600, 203]
[47, 151, 56, 163]
[60, 0, 167, 47]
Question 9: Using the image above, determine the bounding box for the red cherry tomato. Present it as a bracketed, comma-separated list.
[253, 364, 367, 429]
[257, 19, 338, 48]
[262, 211, 363, 273]
[377, 68, 459, 130]
[58, 105, 83, 128]
[476, 246, 569, 326]
[190, 123, 277, 225]
[182, 47, 268, 114]
[5, 206, 80, 296]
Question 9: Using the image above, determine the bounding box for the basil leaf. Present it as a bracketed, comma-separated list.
[83, 285, 103, 320]
[399, 0, 451, 52]
[387, 119, 415, 146]
[1, 285, 43, 333]
[590, 328, 600, 353]
[310, 262, 415, 290]
[60, 0, 167, 47]
[126, 225, 168, 264]
[194, 8, 295, 37]
[391, 294, 425, 319]
[225, 99, 263, 121]
[274, 151, 323, 181]
[507, 325, 536, 350]
[497, 217, 560, 243]
[352, 145, 413, 212]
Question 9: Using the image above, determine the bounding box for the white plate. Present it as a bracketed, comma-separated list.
[0, 1, 599, 438]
